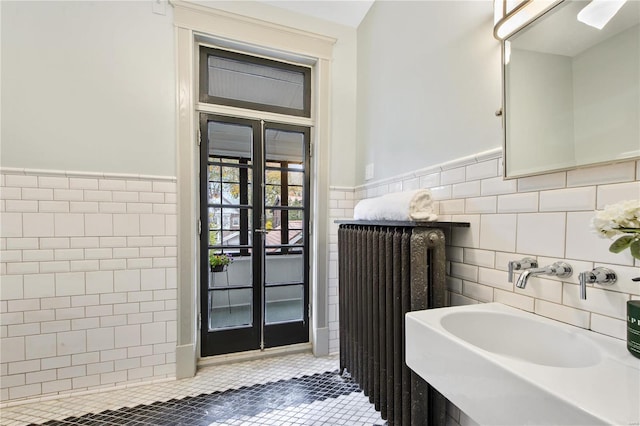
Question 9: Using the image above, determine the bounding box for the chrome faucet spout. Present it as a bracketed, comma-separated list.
[514, 262, 573, 289]
[515, 267, 552, 289]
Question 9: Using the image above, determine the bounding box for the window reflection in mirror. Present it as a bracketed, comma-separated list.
[504, 0, 640, 178]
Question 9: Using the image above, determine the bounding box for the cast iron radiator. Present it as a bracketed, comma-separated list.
[338, 224, 447, 426]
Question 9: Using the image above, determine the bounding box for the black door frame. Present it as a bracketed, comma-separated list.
[199, 114, 310, 357]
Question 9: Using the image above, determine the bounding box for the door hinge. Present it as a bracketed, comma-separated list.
[198, 312, 201, 330]
[198, 218, 202, 236]
[197, 129, 201, 146]
[309, 143, 313, 158]
[308, 304, 312, 320]
[309, 220, 313, 236]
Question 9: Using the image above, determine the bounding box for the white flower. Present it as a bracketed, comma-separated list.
[591, 199, 640, 239]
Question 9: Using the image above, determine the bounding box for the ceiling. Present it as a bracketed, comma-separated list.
[259, 0, 375, 28]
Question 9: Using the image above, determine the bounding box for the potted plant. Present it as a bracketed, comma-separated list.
[209, 252, 232, 272]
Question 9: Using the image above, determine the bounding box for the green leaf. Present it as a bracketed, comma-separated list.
[630, 240, 640, 260]
[609, 235, 635, 253]
[617, 228, 640, 234]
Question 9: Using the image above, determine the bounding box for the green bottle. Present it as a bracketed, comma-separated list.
[628, 300, 640, 359]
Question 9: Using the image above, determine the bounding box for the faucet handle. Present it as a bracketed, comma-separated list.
[578, 267, 616, 300]
[549, 261, 572, 278]
[578, 271, 592, 300]
[508, 257, 538, 283]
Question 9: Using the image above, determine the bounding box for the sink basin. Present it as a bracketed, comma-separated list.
[440, 311, 601, 368]
[406, 303, 640, 426]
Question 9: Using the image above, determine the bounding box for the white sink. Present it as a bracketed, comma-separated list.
[440, 310, 601, 368]
[405, 303, 640, 425]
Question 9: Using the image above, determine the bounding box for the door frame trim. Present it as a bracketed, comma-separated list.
[175, 5, 334, 378]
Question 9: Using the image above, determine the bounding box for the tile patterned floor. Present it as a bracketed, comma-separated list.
[0, 352, 386, 426]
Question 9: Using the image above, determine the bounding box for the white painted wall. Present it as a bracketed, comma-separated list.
[0, 1, 176, 176]
[1, 0, 358, 185]
[356, 1, 502, 185]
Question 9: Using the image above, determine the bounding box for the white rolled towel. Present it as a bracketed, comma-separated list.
[353, 189, 437, 222]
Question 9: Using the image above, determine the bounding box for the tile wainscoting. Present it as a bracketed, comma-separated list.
[0, 168, 177, 404]
[327, 189, 356, 355]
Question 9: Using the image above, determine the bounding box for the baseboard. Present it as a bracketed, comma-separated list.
[176, 343, 197, 379]
[312, 327, 329, 356]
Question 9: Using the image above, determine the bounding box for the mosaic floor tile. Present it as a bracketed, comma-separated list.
[0, 353, 385, 426]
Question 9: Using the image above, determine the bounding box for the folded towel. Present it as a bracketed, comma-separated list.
[353, 189, 438, 222]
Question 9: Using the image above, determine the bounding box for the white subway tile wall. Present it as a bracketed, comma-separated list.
[327, 189, 355, 354]
[0, 170, 177, 403]
[329, 154, 640, 362]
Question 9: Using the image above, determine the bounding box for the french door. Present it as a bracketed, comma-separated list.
[199, 114, 310, 357]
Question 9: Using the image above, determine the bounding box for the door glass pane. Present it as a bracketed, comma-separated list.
[210, 207, 252, 248]
[208, 173, 251, 205]
[207, 248, 253, 330]
[289, 219, 304, 247]
[208, 250, 253, 289]
[264, 187, 280, 208]
[265, 129, 304, 163]
[208, 288, 252, 330]
[264, 228, 304, 251]
[265, 253, 303, 284]
[208, 207, 221, 247]
[288, 170, 303, 186]
[208, 164, 221, 181]
[288, 186, 303, 207]
[264, 209, 277, 233]
[265, 285, 303, 324]
[220, 207, 240, 245]
[287, 209, 304, 224]
[265, 167, 281, 204]
[208, 121, 252, 158]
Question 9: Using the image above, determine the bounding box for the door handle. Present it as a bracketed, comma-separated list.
[255, 229, 268, 234]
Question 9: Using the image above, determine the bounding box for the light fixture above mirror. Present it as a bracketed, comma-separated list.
[494, 0, 632, 39]
[493, 0, 559, 39]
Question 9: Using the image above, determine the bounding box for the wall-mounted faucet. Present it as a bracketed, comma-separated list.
[515, 261, 573, 289]
[508, 257, 538, 283]
[578, 267, 617, 300]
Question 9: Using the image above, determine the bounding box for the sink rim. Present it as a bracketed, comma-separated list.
[439, 309, 603, 368]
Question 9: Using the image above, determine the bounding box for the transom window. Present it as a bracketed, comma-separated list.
[199, 47, 311, 117]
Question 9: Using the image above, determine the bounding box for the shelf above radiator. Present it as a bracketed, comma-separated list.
[334, 220, 470, 228]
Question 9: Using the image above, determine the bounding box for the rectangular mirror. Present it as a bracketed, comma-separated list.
[503, 0, 640, 178]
